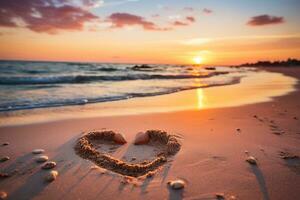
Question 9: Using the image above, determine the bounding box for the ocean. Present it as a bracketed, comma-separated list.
[0, 60, 252, 112]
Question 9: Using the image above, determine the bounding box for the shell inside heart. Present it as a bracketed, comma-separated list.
[75, 130, 181, 177]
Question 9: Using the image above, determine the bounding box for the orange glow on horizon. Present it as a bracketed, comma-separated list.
[193, 56, 203, 65]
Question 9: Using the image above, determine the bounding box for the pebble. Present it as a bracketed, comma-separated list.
[0, 156, 10, 162]
[246, 156, 257, 165]
[35, 155, 49, 163]
[2, 142, 9, 146]
[134, 132, 150, 145]
[45, 170, 58, 182]
[229, 195, 237, 200]
[0, 191, 7, 199]
[113, 133, 127, 144]
[42, 161, 56, 169]
[168, 179, 186, 190]
[32, 149, 45, 154]
[216, 193, 225, 199]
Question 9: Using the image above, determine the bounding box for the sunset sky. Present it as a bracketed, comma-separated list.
[0, 0, 300, 65]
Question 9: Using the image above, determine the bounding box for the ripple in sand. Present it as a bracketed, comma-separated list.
[279, 151, 299, 159]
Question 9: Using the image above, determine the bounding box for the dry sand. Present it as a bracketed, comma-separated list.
[0, 67, 299, 200]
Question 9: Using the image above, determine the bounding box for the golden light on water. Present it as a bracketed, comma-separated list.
[196, 89, 204, 109]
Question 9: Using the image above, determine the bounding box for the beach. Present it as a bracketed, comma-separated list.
[0, 67, 300, 200]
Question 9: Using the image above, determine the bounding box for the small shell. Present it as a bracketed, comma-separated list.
[134, 132, 150, 145]
[0, 156, 10, 162]
[32, 149, 45, 154]
[246, 156, 257, 165]
[113, 133, 127, 144]
[42, 161, 57, 169]
[168, 179, 185, 190]
[0, 191, 7, 199]
[45, 170, 58, 182]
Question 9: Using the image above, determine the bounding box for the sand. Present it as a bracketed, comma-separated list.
[0, 67, 299, 200]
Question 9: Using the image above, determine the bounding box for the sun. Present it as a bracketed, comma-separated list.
[193, 56, 203, 64]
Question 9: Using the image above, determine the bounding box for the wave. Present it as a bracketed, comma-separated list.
[0, 72, 229, 85]
[0, 77, 241, 112]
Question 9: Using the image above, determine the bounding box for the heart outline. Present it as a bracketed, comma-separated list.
[74, 130, 181, 177]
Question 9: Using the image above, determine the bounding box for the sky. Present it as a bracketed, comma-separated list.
[0, 0, 299, 65]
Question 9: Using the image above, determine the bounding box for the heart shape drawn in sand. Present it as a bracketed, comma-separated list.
[74, 130, 181, 177]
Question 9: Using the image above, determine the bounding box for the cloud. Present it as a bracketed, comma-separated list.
[172, 21, 189, 26]
[180, 35, 300, 52]
[247, 15, 285, 26]
[203, 8, 213, 14]
[100, 0, 140, 7]
[152, 14, 160, 18]
[107, 12, 170, 31]
[171, 16, 196, 27]
[0, 0, 99, 34]
[186, 16, 195, 23]
[183, 7, 194, 12]
[82, 0, 104, 8]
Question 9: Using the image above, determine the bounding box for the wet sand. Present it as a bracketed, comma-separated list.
[0, 67, 300, 200]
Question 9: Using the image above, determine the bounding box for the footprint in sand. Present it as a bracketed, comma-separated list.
[253, 115, 285, 135]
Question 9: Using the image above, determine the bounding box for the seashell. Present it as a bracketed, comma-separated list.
[0, 156, 10, 162]
[45, 170, 58, 182]
[113, 133, 127, 144]
[168, 179, 185, 190]
[35, 155, 49, 163]
[42, 161, 57, 169]
[0, 191, 7, 199]
[32, 149, 45, 154]
[134, 132, 150, 145]
[246, 156, 257, 165]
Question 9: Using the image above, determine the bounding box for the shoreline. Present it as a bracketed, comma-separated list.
[0, 67, 299, 200]
[0, 68, 297, 127]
